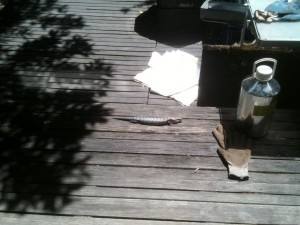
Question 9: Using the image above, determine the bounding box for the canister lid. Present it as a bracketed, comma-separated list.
[256, 65, 273, 81]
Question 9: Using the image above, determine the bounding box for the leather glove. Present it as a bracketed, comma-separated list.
[212, 124, 252, 180]
[254, 10, 277, 23]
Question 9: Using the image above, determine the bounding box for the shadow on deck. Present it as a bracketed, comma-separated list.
[0, 0, 112, 213]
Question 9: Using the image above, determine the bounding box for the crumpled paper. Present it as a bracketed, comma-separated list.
[134, 50, 201, 106]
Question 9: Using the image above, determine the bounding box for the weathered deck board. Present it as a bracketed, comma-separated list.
[1, 0, 300, 224]
[0, 194, 299, 224]
[0, 213, 205, 225]
[2, 151, 300, 174]
[2, 183, 299, 205]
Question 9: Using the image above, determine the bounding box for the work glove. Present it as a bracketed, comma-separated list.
[254, 10, 277, 22]
[254, 9, 300, 22]
[212, 124, 252, 181]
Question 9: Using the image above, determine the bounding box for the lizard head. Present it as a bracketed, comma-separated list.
[167, 118, 182, 125]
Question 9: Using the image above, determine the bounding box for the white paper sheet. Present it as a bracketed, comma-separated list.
[134, 50, 200, 106]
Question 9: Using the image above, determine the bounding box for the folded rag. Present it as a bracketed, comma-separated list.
[134, 50, 200, 106]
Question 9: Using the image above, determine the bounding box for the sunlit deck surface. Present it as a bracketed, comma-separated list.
[0, 0, 299, 224]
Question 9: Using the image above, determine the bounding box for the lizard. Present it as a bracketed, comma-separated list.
[114, 116, 182, 126]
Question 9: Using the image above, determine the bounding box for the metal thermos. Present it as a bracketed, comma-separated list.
[236, 58, 280, 137]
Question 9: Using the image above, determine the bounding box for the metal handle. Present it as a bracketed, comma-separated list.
[252, 58, 277, 79]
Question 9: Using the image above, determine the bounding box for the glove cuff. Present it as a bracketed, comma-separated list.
[228, 165, 249, 180]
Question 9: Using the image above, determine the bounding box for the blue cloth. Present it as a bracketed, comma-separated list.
[266, 0, 300, 21]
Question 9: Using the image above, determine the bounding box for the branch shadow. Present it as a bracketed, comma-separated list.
[0, 0, 113, 213]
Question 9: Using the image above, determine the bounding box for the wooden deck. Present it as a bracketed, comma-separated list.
[0, 0, 299, 224]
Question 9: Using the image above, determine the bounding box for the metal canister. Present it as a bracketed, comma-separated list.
[236, 58, 280, 137]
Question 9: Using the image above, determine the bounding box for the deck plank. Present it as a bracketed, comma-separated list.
[0, 213, 204, 225]
[0, 194, 299, 224]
